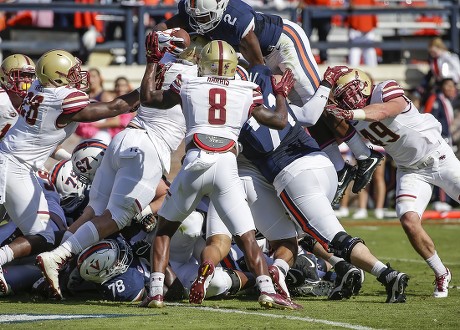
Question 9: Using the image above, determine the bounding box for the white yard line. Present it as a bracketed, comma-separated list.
[170, 303, 379, 330]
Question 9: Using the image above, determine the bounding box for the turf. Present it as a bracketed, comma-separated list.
[0, 218, 459, 329]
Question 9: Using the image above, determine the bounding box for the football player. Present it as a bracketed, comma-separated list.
[155, 0, 385, 203]
[137, 34, 297, 310]
[35, 36, 203, 300]
[0, 168, 67, 295]
[325, 67, 459, 298]
[0, 49, 138, 294]
[0, 54, 35, 139]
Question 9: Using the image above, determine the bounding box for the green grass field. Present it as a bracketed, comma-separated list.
[1, 218, 459, 329]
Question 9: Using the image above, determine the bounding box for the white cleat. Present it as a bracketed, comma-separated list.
[0, 265, 11, 296]
[433, 268, 451, 298]
[36, 251, 69, 300]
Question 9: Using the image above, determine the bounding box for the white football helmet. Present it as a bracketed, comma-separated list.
[49, 160, 87, 214]
[77, 238, 133, 284]
[185, 0, 229, 34]
[0, 53, 35, 97]
[333, 68, 373, 110]
[198, 40, 238, 78]
[36, 49, 89, 90]
[71, 139, 108, 184]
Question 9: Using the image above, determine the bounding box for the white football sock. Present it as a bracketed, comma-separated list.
[149, 272, 165, 296]
[0, 245, 14, 266]
[61, 221, 100, 255]
[346, 134, 371, 160]
[256, 275, 275, 294]
[426, 251, 448, 277]
[323, 142, 345, 171]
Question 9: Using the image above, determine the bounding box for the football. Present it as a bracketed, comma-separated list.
[169, 28, 191, 49]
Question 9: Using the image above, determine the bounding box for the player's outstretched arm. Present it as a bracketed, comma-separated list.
[140, 32, 181, 109]
[251, 69, 295, 129]
[326, 97, 407, 122]
[58, 89, 140, 126]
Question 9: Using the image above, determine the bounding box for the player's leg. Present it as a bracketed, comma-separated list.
[142, 149, 211, 307]
[397, 167, 451, 298]
[37, 130, 162, 298]
[278, 157, 408, 303]
[238, 162, 298, 301]
[3, 164, 55, 295]
[211, 153, 298, 309]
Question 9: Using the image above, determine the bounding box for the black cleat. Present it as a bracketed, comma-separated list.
[333, 163, 357, 205]
[377, 264, 409, 303]
[352, 149, 384, 194]
[328, 261, 362, 300]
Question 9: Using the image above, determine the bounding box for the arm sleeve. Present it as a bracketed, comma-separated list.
[290, 85, 331, 126]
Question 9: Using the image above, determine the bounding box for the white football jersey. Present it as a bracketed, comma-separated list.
[354, 80, 443, 168]
[171, 74, 262, 143]
[0, 87, 19, 139]
[130, 61, 195, 153]
[0, 80, 89, 170]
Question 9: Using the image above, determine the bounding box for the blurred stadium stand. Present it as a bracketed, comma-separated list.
[0, 1, 459, 88]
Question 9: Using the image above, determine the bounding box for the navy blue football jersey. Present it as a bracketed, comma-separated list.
[239, 64, 321, 182]
[99, 258, 148, 302]
[178, 0, 282, 55]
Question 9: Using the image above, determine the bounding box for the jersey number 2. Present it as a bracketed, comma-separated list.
[208, 88, 226, 124]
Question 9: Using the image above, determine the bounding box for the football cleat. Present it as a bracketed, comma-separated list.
[433, 268, 451, 298]
[268, 265, 303, 309]
[36, 250, 71, 300]
[268, 265, 290, 299]
[377, 264, 409, 303]
[139, 294, 165, 308]
[333, 163, 357, 205]
[328, 261, 362, 300]
[0, 265, 11, 296]
[258, 292, 300, 310]
[352, 149, 384, 194]
[189, 260, 215, 304]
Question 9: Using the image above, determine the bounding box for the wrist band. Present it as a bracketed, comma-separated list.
[353, 109, 366, 120]
[54, 148, 71, 161]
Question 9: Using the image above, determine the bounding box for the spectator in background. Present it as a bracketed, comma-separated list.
[347, 0, 378, 67]
[88, 68, 113, 102]
[302, 0, 332, 64]
[423, 77, 457, 212]
[424, 78, 457, 147]
[6, 0, 54, 28]
[74, 68, 113, 142]
[417, 37, 460, 104]
[93, 76, 136, 140]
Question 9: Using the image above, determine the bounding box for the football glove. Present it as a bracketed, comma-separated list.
[323, 65, 351, 87]
[145, 32, 165, 64]
[271, 68, 295, 98]
[157, 28, 186, 56]
[325, 104, 354, 120]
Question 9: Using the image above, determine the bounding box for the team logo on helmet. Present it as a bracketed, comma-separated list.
[71, 139, 108, 184]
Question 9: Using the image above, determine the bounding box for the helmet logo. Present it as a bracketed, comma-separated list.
[90, 259, 101, 271]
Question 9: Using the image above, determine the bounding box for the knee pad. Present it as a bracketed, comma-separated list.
[329, 231, 365, 262]
[222, 268, 242, 295]
[299, 234, 318, 253]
